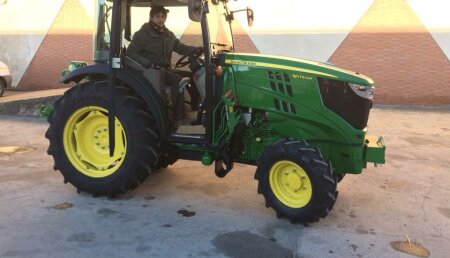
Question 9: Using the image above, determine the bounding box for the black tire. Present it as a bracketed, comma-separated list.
[255, 139, 337, 224]
[0, 79, 5, 97]
[45, 81, 161, 196]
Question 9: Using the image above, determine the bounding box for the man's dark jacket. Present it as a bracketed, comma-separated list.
[126, 22, 196, 68]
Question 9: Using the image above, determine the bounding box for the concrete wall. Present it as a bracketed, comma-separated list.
[0, 0, 449, 104]
[0, 0, 65, 88]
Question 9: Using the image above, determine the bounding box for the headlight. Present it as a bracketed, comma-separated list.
[349, 83, 374, 99]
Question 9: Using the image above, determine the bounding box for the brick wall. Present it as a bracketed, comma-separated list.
[18, 0, 93, 90]
[328, 0, 450, 105]
[178, 20, 259, 53]
[231, 21, 259, 54]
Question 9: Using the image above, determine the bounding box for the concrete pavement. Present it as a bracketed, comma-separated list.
[0, 106, 450, 257]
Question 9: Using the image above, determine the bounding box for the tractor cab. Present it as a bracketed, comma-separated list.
[92, 0, 252, 137]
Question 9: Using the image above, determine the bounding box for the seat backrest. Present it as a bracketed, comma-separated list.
[123, 56, 165, 95]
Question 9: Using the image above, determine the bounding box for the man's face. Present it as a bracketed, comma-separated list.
[151, 12, 167, 27]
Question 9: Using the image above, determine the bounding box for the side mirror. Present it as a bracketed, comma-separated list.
[247, 8, 254, 27]
[188, 0, 202, 22]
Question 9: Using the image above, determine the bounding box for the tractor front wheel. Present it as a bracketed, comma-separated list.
[46, 81, 161, 196]
[255, 140, 338, 224]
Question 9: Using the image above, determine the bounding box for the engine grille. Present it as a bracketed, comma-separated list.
[267, 70, 297, 114]
[317, 77, 372, 130]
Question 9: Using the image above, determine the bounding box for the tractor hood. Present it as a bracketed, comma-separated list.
[223, 53, 374, 86]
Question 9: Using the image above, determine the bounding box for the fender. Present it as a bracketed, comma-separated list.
[60, 64, 169, 138]
[60, 63, 108, 83]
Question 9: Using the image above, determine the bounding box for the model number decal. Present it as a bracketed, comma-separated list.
[225, 60, 257, 66]
[293, 74, 313, 80]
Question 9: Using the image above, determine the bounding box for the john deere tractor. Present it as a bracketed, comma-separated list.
[46, 0, 385, 224]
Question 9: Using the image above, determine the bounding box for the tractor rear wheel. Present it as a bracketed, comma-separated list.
[255, 140, 337, 224]
[46, 81, 161, 196]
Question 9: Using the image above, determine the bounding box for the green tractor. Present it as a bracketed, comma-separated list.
[46, 0, 385, 224]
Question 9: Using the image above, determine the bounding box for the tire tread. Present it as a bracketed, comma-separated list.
[255, 140, 338, 224]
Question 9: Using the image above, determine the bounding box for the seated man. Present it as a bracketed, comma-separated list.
[126, 4, 199, 123]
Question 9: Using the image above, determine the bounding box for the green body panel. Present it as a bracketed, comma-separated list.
[215, 53, 379, 174]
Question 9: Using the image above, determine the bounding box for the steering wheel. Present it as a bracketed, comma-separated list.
[175, 47, 204, 69]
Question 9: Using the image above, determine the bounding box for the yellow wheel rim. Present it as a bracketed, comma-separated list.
[63, 106, 127, 178]
[269, 160, 312, 208]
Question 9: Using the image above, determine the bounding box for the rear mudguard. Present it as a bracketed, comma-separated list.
[60, 64, 170, 138]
